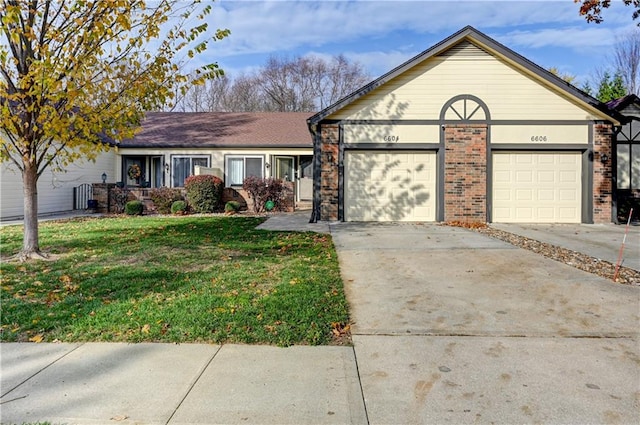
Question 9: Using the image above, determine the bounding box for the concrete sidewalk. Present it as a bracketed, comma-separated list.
[1, 343, 366, 424]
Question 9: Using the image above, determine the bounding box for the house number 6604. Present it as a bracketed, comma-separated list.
[530, 135, 548, 142]
[384, 135, 400, 142]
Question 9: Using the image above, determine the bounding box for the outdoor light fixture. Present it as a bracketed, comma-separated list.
[601, 153, 609, 163]
[265, 162, 271, 169]
[101, 172, 107, 183]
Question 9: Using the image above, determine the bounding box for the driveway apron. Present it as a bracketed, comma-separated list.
[331, 222, 640, 424]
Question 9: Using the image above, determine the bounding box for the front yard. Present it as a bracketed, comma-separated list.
[0, 216, 349, 346]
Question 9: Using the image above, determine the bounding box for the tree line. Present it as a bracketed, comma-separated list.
[166, 54, 370, 113]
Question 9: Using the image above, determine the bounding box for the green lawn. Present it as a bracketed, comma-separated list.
[0, 216, 349, 346]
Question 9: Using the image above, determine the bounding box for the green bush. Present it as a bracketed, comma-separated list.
[225, 201, 241, 213]
[124, 200, 144, 216]
[149, 187, 184, 214]
[184, 175, 223, 213]
[171, 200, 188, 215]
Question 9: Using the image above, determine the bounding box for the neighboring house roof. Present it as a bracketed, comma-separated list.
[120, 112, 314, 148]
[606, 95, 640, 121]
[308, 25, 623, 126]
[606, 94, 640, 111]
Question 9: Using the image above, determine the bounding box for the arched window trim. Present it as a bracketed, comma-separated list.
[439, 94, 491, 122]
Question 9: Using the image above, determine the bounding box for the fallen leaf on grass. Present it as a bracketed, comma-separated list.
[141, 324, 150, 334]
[29, 334, 44, 343]
[331, 322, 350, 336]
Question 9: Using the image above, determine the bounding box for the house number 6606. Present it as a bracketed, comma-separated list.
[530, 135, 548, 142]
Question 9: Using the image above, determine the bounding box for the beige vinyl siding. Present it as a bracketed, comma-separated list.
[343, 124, 439, 144]
[491, 125, 589, 145]
[331, 41, 599, 122]
[1, 150, 116, 219]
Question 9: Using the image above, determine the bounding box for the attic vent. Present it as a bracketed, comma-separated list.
[438, 41, 489, 58]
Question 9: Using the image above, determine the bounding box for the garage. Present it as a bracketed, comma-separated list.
[492, 152, 582, 223]
[344, 151, 437, 222]
[309, 27, 617, 224]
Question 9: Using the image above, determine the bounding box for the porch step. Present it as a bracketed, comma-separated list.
[142, 199, 157, 214]
[296, 201, 312, 211]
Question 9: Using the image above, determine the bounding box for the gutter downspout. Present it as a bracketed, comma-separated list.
[307, 122, 321, 223]
[612, 124, 623, 224]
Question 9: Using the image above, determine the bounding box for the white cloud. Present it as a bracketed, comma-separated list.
[209, 0, 594, 59]
[196, 0, 638, 81]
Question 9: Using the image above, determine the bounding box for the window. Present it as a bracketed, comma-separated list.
[172, 156, 209, 187]
[617, 119, 640, 190]
[226, 156, 264, 186]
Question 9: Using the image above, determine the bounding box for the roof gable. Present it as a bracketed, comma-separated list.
[607, 94, 640, 119]
[308, 26, 620, 125]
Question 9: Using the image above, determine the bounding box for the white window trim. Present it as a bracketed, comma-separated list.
[225, 155, 264, 187]
[171, 155, 210, 188]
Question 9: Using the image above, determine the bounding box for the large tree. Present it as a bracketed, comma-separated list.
[596, 71, 627, 102]
[575, 0, 640, 25]
[614, 29, 640, 95]
[1, 0, 229, 259]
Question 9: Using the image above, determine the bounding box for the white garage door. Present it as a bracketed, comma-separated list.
[492, 152, 582, 223]
[344, 151, 437, 221]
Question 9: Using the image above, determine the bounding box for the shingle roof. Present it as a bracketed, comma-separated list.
[606, 94, 640, 111]
[120, 112, 314, 148]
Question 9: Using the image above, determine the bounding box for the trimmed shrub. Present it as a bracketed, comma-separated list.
[149, 187, 184, 214]
[242, 177, 285, 213]
[225, 201, 241, 213]
[171, 200, 188, 215]
[184, 175, 223, 213]
[124, 200, 144, 216]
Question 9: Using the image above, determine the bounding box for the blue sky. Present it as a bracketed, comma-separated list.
[190, 0, 637, 88]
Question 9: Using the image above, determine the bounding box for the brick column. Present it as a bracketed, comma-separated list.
[320, 125, 339, 220]
[444, 124, 488, 223]
[593, 123, 613, 223]
[92, 183, 115, 213]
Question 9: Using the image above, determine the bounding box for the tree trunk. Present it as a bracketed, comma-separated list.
[22, 164, 40, 255]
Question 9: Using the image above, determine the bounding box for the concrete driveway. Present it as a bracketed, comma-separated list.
[331, 223, 640, 424]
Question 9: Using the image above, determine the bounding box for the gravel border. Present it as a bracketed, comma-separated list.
[467, 226, 640, 286]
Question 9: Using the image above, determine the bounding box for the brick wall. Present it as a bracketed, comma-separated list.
[444, 124, 487, 223]
[91, 183, 113, 213]
[593, 123, 613, 223]
[222, 182, 294, 213]
[320, 125, 340, 220]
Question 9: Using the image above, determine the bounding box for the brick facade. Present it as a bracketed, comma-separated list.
[91, 183, 114, 213]
[316, 121, 615, 224]
[319, 125, 340, 220]
[444, 124, 487, 223]
[593, 123, 613, 223]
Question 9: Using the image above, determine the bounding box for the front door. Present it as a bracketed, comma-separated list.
[298, 156, 313, 201]
[123, 157, 144, 186]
